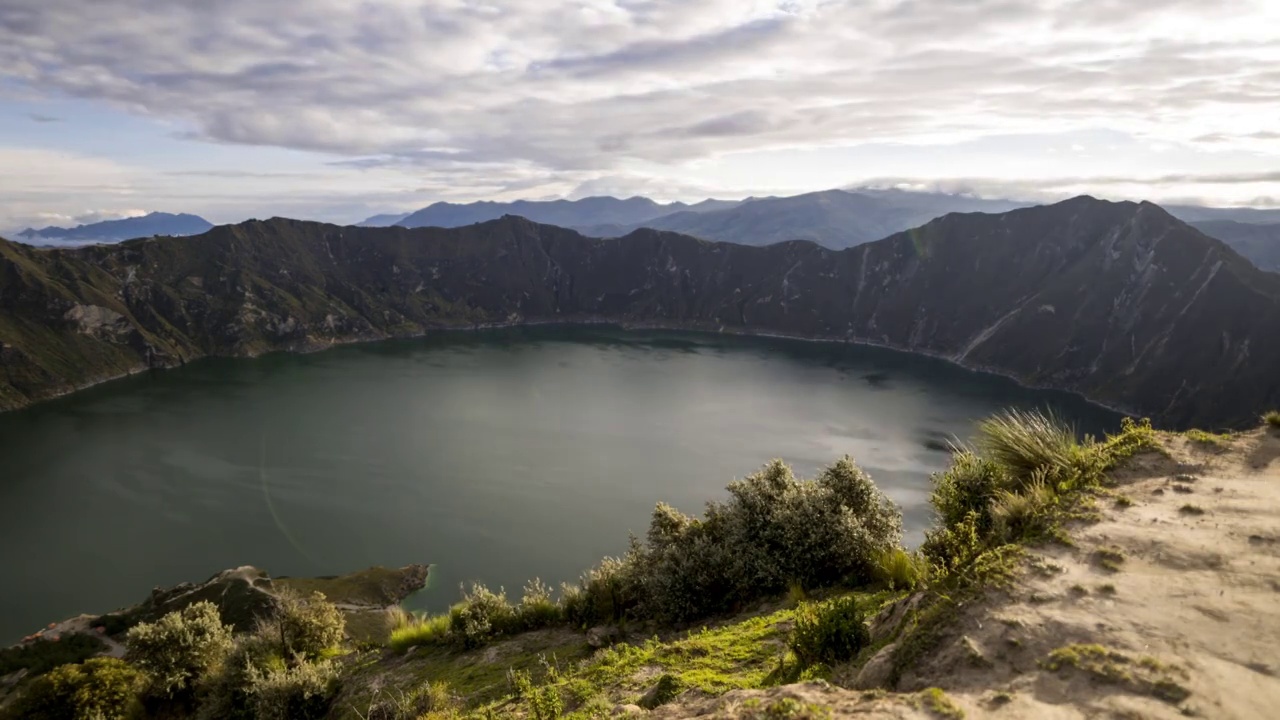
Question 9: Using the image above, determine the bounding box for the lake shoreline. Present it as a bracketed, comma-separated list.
[4, 315, 1135, 422]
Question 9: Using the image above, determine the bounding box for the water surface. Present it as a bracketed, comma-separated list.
[0, 327, 1119, 642]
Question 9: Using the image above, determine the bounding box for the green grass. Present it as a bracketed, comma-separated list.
[1185, 429, 1231, 449]
[918, 687, 965, 718]
[388, 611, 451, 653]
[1094, 548, 1125, 573]
[275, 566, 421, 607]
[1042, 644, 1191, 706]
[1263, 411, 1280, 429]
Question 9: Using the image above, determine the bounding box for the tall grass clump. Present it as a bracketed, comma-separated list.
[788, 596, 870, 666]
[976, 408, 1081, 483]
[1262, 410, 1280, 430]
[387, 611, 450, 653]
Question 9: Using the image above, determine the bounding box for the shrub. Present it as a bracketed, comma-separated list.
[193, 634, 278, 720]
[448, 583, 518, 649]
[125, 600, 234, 699]
[525, 683, 564, 720]
[242, 657, 340, 720]
[560, 547, 647, 628]
[643, 457, 902, 622]
[788, 596, 869, 666]
[256, 589, 345, 662]
[516, 578, 563, 631]
[928, 450, 1008, 536]
[0, 657, 145, 720]
[1264, 410, 1280, 429]
[976, 409, 1081, 482]
[920, 510, 984, 572]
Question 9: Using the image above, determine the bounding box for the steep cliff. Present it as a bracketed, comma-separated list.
[1, 197, 1276, 427]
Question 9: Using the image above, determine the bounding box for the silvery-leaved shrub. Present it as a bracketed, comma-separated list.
[640, 456, 902, 623]
[125, 600, 234, 701]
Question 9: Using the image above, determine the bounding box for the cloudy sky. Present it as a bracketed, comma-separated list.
[2, 0, 1279, 230]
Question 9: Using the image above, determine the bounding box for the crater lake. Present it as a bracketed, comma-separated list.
[0, 327, 1120, 642]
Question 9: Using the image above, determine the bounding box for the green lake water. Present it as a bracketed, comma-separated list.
[0, 327, 1120, 642]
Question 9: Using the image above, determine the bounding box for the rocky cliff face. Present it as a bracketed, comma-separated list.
[1, 197, 1276, 428]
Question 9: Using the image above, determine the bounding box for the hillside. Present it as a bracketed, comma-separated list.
[582, 190, 1027, 248]
[1192, 220, 1280, 272]
[1, 196, 1278, 427]
[16, 213, 213, 245]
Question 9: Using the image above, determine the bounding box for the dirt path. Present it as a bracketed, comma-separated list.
[658, 428, 1280, 719]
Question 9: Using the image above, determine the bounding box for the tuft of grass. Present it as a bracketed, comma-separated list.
[1185, 429, 1230, 449]
[788, 597, 869, 667]
[1179, 504, 1206, 516]
[1096, 583, 1117, 595]
[1094, 548, 1125, 573]
[918, 687, 966, 719]
[1113, 494, 1134, 509]
[388, 611, 451, 653]
[1263, 411, 1280, 430]
[975, 409, 1080, 482]
[871, 548, 929, 591]
[1043, 644, 1132, 683]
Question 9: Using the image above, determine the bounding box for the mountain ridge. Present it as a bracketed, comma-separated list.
[16, 212, 213, 245]
[1, 196, 1277, 427]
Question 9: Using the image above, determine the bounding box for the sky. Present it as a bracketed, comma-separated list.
[1, 0, 1279, 230]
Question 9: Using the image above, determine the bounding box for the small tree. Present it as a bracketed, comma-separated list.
[125, 601, 234, 699]
[257, 589, 345, 663]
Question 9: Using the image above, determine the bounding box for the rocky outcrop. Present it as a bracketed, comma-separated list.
[2, 197, 1277, 427]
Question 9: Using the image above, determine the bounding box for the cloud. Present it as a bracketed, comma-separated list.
[1, 0, 1279, 218]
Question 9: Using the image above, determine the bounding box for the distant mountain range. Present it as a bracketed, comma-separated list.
[17, 213, 213, 245]
[2, 197, 1277, 427]
[392, 196, 737, 231]
[367, 190, 1280, 270]
[1188, 221, 1280, 272]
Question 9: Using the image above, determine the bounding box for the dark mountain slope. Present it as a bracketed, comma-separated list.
[1192, 220, 1280, 272]
[16, 212, 213, 245]
[1, 197, 1277, 427]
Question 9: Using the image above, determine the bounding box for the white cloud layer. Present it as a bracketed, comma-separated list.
[2, 0, 1279, 225]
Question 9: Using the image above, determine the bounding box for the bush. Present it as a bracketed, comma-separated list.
[560, 548, 647, 628]
[1264, 410, 1280, 429]
[928, 450, 1008, 536]
[920, 510, 984, 572]
[125, 600, 234, 699]
[0, 657, 145, 720]
[242, 658, 340, 720]
[517, 578, 563, 631]
[256, 589, 345, 661]
[788, 596, 869, 666]
[640, 457, 902, 622]
[448, 583, 518, 649]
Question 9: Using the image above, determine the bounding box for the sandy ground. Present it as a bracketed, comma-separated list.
[657, 428, 1280, 719]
